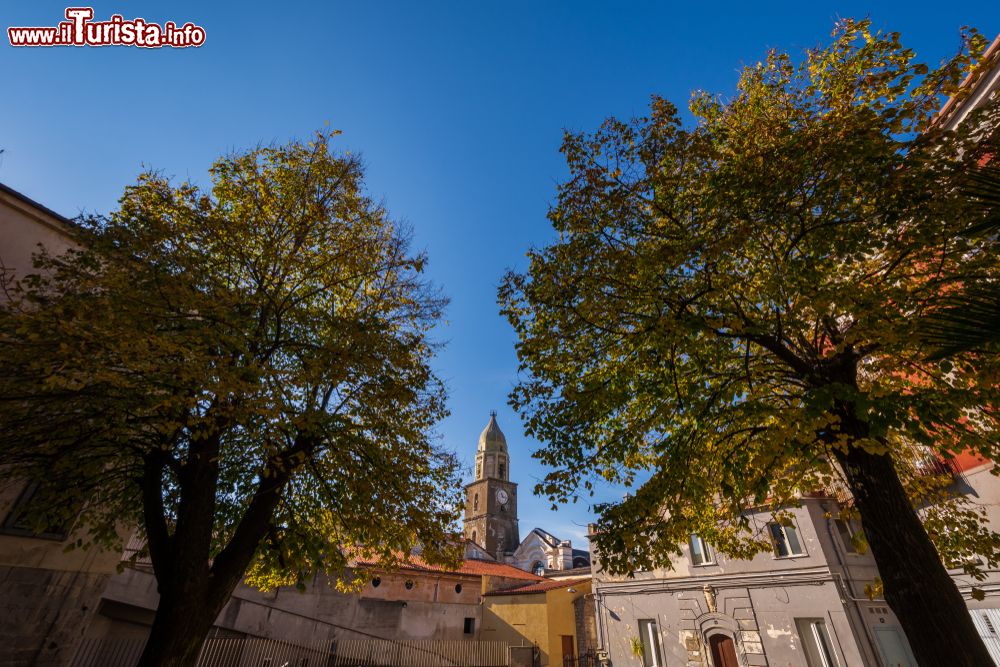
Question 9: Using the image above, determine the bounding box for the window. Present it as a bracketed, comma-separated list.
[637, 619, 664, 667]
[404, 580, 414, 590]
[463, 617, 475, 634]
[983, 612, 998, 637]
[455, 583, 463, 594]
[531, 561, 545, 576]
[689, 534, 715, 565]
[471, 530, 477, 545]
[834, 518, 866, 554]
[769, 521, 804, 557]
[474, 493, 479, 512]
[498, 461, 506, 479]
[371, 577, 381, 588]
[796, 618, 838, 667]
[1, 481, 69, 540]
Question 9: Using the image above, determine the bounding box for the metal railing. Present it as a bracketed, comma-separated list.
[72, 636, 512, 667]
[561, 651, 600, 667]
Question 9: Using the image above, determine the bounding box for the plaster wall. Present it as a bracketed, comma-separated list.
[481, 582, 590, 667]
[482, 595, 549, 660]
[544, 584, 589, 666]
[591, 500, 881, 666]
[0, 190, 120, 667]
[0, 187, 74, 283]
[90, 565, 486, 646]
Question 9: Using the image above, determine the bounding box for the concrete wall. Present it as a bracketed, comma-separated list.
[89, 565, 487, 645]
[0, 564, 111, 665]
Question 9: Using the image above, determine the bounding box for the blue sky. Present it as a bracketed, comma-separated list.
[3, 2, 999, 549]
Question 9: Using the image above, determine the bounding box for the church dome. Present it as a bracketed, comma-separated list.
[478, 412, 508, 453]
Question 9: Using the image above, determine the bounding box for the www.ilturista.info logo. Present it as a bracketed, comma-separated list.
[8, 8, 205, 48]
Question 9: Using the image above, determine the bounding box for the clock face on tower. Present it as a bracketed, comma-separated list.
[496, 489, 509, 505]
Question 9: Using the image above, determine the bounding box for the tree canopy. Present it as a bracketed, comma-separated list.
[501, 21, 1000, 664]
[0, 132, 460, 665]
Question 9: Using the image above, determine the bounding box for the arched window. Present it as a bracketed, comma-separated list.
[531, 561, 545, 576]
[474, 493, 479, 512]
[498, 460, 506, 480]
[471, 531, 477, 545]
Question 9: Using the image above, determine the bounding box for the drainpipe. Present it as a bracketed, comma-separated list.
[590, 590, 612, 665]
[823, 506, 883, 666]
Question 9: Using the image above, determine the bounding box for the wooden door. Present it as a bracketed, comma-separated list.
[561, 635, 575, 666]
[709, 634, 739, 667]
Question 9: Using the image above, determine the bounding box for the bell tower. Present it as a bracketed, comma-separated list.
[463, 412, 519, 559]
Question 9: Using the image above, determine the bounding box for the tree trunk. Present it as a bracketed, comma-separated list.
[135, 585, 220, 667]
[135, 442, 298, 666]
[834, 442, 992, 666]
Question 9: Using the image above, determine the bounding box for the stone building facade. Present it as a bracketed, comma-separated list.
[510, 527, 592, 576]
[591, 453, 1000, 667]
[590, 497, 898, 666]
[574, 593, 599, 655]
[84, 543, 547, 649]
[464, 413, 521, 559]
[463, 414, 591, 576]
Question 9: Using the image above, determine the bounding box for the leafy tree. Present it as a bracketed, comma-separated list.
[500, 21, 1000, 665]
[923, 159, 1000, 357]
[0, 132, 460, 666]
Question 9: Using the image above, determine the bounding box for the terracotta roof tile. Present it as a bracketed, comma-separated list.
[351, 551, 546, 582]
[934, 33, 1000, 128]
[484, 577, 588, 596]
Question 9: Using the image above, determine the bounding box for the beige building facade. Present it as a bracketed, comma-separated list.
[0, 183, 124, 665]
[483, 578, 593, 667]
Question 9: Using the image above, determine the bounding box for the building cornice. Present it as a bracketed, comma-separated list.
[464, 478, 518, 489]
[594, 565, 835, 595]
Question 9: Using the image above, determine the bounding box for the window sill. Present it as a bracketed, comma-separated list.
[0, 526, 67, 541]
[772, 553, 808, 560]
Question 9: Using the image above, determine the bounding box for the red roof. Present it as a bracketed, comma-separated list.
[351, 551, 546, 582]
[484, 577, 588, 596]
[455, 559, 548, 580]
[934, 33, 1000, 128]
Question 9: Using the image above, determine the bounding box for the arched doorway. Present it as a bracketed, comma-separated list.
[708, 634, 739, 667]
